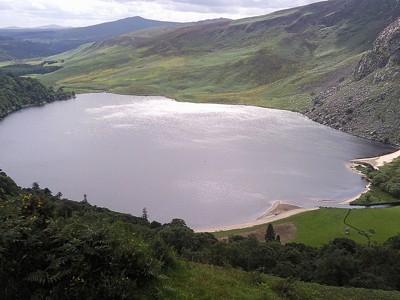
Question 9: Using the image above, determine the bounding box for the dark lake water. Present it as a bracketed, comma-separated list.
[0, 93, 395, 228]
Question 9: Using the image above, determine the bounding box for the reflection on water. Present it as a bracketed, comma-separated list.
[0, 93, 395, 227]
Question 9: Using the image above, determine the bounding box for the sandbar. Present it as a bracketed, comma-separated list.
[194, 201, 318, 233]
[350, 149, 400, 169]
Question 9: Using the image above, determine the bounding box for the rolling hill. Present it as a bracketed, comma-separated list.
[37, 0, 400, 145]
[0, 17, 180, 60]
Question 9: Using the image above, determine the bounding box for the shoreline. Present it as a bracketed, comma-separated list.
[350, 149, 400, 169]
[2, 92, 399, 234]
[194, 201, 318, 233]
[338, 149, 400, 204]
[196, 149, 400, 233]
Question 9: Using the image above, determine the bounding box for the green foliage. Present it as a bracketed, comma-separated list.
[2, 170, 400, 297]
[0, 74, 75, 119]
[0, 169, 19, 197]
[156, 223, 400, 292]
[352, 158, 400, 205]
[369, 158, 400, 198]
[265, 223, 277, 242]
[0, 173, 170, 299]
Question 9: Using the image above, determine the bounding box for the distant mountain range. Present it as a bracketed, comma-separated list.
[0, 17, 180, 60]
[3, 25, 72, 30]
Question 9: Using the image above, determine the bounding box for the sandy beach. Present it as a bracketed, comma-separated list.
[194, 201, 318, 233]
[195, 149, 400, 233]
[350, 149, 400, 169]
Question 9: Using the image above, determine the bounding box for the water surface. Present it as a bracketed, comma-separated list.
[0, 93, 395, 227]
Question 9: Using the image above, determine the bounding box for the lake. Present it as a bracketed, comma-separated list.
[0, 93, 395, 228]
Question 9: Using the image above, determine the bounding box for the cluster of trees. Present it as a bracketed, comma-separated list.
[365, 158, 400, 198]
[148, 220, 400, 291]
[0, 63, 62, 76]
[0, 74, 75, 119]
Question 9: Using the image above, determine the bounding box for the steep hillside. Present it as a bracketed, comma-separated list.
[37, 0, 400, 144]
[0, 74, 74, 119]
[306, 16, 400, 145]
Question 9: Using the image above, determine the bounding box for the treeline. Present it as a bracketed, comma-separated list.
[2, 170, 400, 298]
[0, 63, 62, 76]
[0, 74, 75, 119]
[365, 158, 400, 198]
[354, 157, 400, 205]
[147, 220, 400, 291]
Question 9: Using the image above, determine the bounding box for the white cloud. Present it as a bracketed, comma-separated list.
[0, 0, 324, 28]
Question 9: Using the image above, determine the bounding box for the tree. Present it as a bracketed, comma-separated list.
[276, 234, 281, 243]
[265, 223, 276, 242]
[142, 207, 148, 221]
[82, 194, 88, 203]
[32, 181, 40, 191]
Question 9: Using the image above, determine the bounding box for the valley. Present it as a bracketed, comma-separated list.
[0, 0, 400, 298]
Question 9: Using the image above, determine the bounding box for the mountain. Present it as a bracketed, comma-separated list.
[34, 24, 72, 29]
[306, 16, 400, 144]
[0, 17, 180, 60]
[34, 0, 399, 145]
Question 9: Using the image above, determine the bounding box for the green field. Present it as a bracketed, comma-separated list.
[214, 206, 400, 247]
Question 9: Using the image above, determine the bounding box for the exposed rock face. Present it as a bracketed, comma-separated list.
[306, 17, 400, 145]
[354, 17, 400, 80]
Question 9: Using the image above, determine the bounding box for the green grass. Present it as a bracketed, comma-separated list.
[282, 207, 400, 246]
[154, 261, 400, 300]
[158, 262, 278, 299]
[214, 206, 400, 247]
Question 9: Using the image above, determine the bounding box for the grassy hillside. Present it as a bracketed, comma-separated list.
[35, 0, 400, 144]
[36, 0, 396, 100]
[157, 262, 400, 300]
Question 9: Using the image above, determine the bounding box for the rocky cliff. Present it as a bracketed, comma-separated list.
[355, 17, 400, 80]
[306, 17, 400, 145]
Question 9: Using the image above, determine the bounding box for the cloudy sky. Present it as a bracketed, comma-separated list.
[0, 0, 324, 28]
